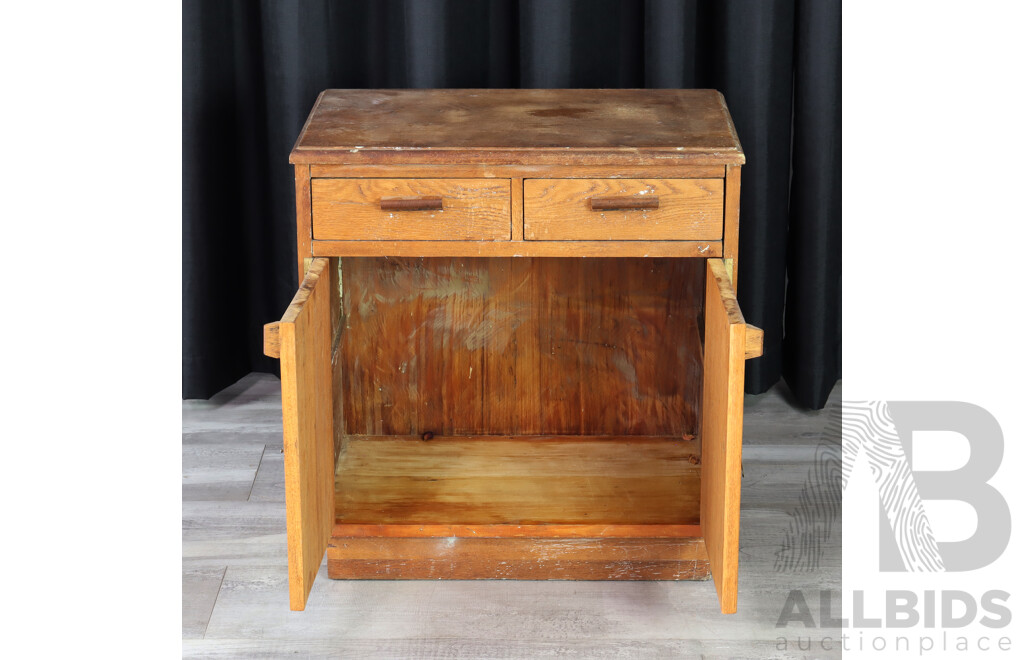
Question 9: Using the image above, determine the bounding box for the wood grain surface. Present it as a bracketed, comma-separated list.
[700, 259, 747, 614]
[524, 178, 723, 241]
[328, 257, 346, 462]
[312, 178, 510, 241]
[262, 322, 279, 359]
[744, 324, 764, 359]
[275, 258, 335, 611]
[327, 537, 710, 581]
[294, 166, 313, 280]
[723, 164, 742, 286]
[333, 436, 702, 525]
[291, 89, 745, 165]
[330, 523, 704, 539]
[312, 239, 721, 258]
[337, 257, 705, 436]
[310, 164, 727, 179]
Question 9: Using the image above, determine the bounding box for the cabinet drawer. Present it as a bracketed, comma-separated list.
[524, 179, 723, 241]
[312, 179, 511, 241]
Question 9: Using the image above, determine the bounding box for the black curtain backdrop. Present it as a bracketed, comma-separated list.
[183, 0, 840, 409]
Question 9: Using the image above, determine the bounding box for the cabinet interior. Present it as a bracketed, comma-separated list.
[329, 256, 708, 529]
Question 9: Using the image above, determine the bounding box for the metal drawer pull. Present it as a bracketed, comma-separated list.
[380, 196, 443, 212]
[589, 195, 660, 211]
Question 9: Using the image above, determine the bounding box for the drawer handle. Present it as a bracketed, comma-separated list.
[590, 195, 660, 211]
[380, 196, 443, 212]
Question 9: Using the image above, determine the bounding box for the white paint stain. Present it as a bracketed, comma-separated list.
[427, 307, 523, 351]
[611, 351, 641, 400]
[358, 264, 492, 318]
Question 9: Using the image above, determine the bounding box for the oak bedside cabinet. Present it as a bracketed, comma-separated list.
[263, 89, 760, 613]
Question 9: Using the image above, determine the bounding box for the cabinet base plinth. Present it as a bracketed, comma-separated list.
[327, 535, 711, 580]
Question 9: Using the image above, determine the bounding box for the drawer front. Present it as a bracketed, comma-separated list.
[312, 179, 511, 241]
[524, 178, 723, 241]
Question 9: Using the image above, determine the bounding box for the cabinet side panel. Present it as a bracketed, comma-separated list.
[330, 258, 345, 461]
[295, 165, 313, 281]
[280, 258, 334, 610]
[700, 258, 746, 613]
[723, 165, 741, 286]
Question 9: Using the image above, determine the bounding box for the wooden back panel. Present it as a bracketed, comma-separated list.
[700, 258, 747, 613]
[338, 257, 705, 437]
[278, 258, 335, 610]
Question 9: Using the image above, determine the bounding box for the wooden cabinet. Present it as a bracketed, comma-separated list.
[264, 89, 759, 613]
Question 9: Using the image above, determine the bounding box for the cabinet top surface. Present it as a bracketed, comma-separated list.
[290, 89, 744, 166]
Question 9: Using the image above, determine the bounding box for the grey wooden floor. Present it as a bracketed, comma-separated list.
[184, 373, 841, 659]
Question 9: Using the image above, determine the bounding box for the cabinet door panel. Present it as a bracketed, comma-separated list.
[701, 258, 758, 614]
[265, 258, 334, 611]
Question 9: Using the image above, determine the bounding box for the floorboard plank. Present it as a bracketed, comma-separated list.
[182, 567, 227, 639]
[183, 444, 265, 501]
[247, 450, 285, 502]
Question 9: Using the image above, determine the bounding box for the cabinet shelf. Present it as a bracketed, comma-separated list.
[329, 435, 709, 581]
[334, 435, 702, 527]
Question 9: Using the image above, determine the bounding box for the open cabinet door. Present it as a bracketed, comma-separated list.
[701, 258, 762, 613]
[263, 258, 334, 611]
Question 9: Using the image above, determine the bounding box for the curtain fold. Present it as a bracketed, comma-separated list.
[784, 0, 842, 408]
[183, 0, 841, 409]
